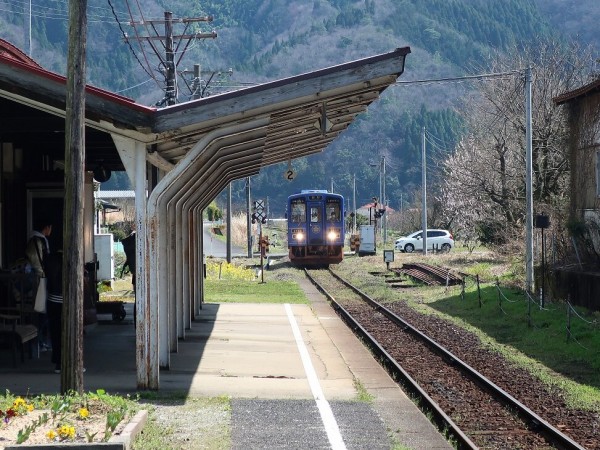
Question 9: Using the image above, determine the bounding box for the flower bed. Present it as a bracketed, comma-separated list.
[0, 390, 136, 447]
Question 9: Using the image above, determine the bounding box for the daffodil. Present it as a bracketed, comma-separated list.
[58, 424, 76, 440]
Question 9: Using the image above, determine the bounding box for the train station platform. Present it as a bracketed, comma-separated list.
[0, 280, 451, 449]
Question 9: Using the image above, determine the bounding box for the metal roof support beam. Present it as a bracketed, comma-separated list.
[174, 136, 266, 338]
[147, 118, 269, 380]
[167, 126, 265, 352]
[110, 135, 150, 389]
[193, 210, 203, 316]
[181, 151, 264, 320]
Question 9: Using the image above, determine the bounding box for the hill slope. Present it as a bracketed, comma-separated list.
[0, 0, 597, 214]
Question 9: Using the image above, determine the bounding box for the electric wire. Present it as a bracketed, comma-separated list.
[394, 70, 523, 86]
[121, 0, 160, 88]
[107, 0, 159, 88]
[0, 0, 129, 23]
[114, 77, 154, 93]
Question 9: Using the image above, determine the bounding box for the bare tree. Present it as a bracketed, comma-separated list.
[440, 40, 597, 247]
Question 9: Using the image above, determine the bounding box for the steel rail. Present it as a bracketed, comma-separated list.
[308, 267, 587, 450]
[304, 268, 478, 450]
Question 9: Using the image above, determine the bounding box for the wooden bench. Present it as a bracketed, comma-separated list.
[0, 313, 38, 367]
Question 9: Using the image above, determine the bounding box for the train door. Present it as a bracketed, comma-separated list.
[307, 201, 323, 244]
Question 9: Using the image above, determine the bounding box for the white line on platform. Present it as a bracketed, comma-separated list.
[285, 303, 347, 450]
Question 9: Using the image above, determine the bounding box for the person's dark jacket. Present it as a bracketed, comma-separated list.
[45, 251, 63, 303]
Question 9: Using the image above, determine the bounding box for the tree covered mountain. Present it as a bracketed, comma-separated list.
[0, 0, 597, 216]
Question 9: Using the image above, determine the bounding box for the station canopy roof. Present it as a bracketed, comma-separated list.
[0, 39, 410, 176]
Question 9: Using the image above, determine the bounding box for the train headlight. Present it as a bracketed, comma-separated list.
[327, 229, 340, 241]
[294, 231, 304, 241]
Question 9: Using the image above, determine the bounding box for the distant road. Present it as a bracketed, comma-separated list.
[203, 223, 246, 258]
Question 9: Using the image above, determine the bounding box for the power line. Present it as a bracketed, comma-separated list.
[114, 77, 155, 94]
[107, 0, 159, 88]
[394, 70, 522, 86]
[123, 6, 217, 106]
[0, 0, 129, 22]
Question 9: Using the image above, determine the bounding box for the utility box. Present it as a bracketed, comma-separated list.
[94, 233, 114, 284]
[358, 225, 376, 256]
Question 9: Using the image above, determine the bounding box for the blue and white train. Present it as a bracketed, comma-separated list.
[287, 190, 345, 266]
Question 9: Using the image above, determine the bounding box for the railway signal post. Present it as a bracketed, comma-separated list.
[252, 200, 267, 283]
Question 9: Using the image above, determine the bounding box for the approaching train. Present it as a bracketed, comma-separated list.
[287, 190, 345, 266]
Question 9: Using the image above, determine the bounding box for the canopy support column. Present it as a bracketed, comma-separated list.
[111, 135, 153, 389]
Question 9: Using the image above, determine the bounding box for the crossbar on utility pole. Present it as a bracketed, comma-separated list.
[126, 12, 216, 106]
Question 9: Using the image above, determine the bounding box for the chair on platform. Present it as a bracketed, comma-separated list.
[0, 270, 38, 367]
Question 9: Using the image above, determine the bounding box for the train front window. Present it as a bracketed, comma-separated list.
[290, 200, 306, 223]
[327, 204, 340, 221]
[310, 207, 321, 223]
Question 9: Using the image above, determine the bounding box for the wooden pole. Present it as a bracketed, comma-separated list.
[62, 0, 87, 394]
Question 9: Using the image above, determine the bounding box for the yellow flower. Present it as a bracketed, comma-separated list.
[12, 397, 25, 408]
[46, 430, 57, 440]
[26, 404, 34, 412]
[78, 407, 89, 419]
[58, 424, 76, 440]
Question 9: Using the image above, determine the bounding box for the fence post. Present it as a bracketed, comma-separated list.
[496, 277, 501, 308]
[566, 299, 572, 343]
[527, 290, 532, 328]
[477, 274, 481, 308]
[461, 276, 465, 301]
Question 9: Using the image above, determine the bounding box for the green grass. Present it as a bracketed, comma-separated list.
[203, 258, 309, 304]
[353, 379, 375, 403]
[333, 251, 600, 412]
[204, 278, 308, 304]
[429, 281, 600, 410]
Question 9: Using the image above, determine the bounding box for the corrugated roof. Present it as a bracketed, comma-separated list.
[0, 45, 410, 175]
[554, 78, 600, 105]
[0, 38, 41, 68]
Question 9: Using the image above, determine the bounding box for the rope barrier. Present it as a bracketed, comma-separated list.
[463, 277, 596, 339]
[443, 274, 597, 347]
[565, 300, 598, 349]
[495, 281, 521, 303]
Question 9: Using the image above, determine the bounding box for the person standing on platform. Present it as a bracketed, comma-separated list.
[45, 250, 63, 373]
[25, 218, 52, 351]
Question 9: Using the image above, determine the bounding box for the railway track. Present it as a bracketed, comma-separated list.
[394, 262, 464, 286]
[305, 267, 592, 450]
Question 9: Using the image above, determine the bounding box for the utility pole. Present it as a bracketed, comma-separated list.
[164, 12, 175, 105]
[525, 67, 534, 294]
[63, 0, 87, 394]
[226, 183, 232, 263]
[352, 174, 356, 234]
[179, 65, 234, 99]
[28, 0, 32, 56]
[399, 193, 403, 235]
[246, 177, 252, 258]
[127, 12, 216, 106]
[421, 127, 428, 255]
[382, 155, 387, 245]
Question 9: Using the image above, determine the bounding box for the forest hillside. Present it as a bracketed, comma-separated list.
[0, 0, 598, 215]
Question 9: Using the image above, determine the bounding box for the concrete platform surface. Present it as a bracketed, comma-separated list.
[1, 286, 451, 449]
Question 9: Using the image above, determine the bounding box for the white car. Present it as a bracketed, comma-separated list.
[395, 229, 454, 253]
